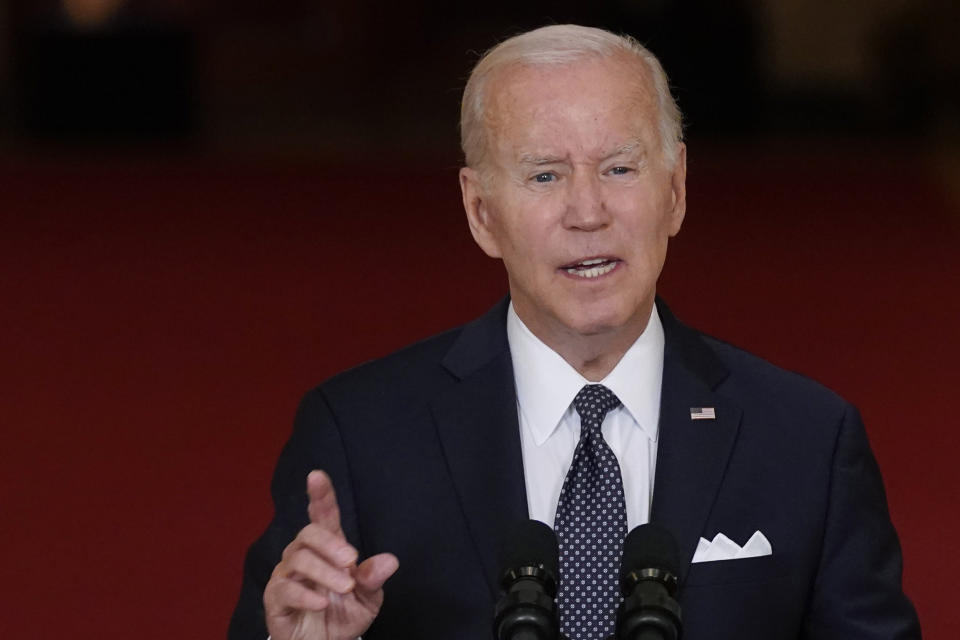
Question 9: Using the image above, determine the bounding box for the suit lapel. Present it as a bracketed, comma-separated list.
[432, 299, 528, 597]
[650, 300, 742, 583]
[428, 298, 743, 592]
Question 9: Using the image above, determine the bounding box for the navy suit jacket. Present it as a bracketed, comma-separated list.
[229, 298, 920, 639]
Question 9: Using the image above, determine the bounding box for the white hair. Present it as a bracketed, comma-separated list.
[460, 24, 683, 171]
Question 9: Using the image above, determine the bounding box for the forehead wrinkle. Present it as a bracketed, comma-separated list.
[516, 135, 647, 168]
[518, 151, 568, 166]
[483, 56, 663, 172]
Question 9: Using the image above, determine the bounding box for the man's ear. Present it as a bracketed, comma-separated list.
[459, 166, 502, 258]
[666, 143, 687, 237]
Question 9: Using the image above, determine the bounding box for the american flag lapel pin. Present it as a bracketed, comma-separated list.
[690, 407, 716, 420]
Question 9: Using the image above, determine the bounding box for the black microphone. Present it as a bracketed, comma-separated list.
[616, 524, 683, 640]
[493, 519, 561, 640]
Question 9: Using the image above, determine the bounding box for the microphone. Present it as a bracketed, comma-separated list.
[493, 519, 561, 640]
[616, 524, 683, 640]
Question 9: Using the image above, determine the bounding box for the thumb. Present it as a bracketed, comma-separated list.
[354, 553, 399, 595]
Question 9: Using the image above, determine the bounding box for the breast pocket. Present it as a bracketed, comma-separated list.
[683, 553, 789, 587]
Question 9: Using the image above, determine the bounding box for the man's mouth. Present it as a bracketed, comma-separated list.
[561, 257, 620, 279]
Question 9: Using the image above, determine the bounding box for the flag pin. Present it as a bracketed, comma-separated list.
[690, 407, 716, 420]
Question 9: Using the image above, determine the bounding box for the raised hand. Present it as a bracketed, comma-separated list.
[263, 471, 399, 640]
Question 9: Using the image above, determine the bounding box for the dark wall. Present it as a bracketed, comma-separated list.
[2, 1, 957, 154]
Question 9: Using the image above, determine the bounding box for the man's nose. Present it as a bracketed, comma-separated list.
[562, 172, 610, 231]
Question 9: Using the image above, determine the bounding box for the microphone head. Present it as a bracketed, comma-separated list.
[620, 523, 681, 596]
[498, 519, 559, 592]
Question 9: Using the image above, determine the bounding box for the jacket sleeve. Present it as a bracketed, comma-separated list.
[227, 388, 361, 640]
[802, 404, 921, 639]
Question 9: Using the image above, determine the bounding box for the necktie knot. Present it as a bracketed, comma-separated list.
[573, 384, 622, 431]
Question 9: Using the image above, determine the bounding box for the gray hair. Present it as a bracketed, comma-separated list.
[460, 24, 683, 171]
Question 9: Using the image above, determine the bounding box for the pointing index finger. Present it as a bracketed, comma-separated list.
[306, 470, 343, 534]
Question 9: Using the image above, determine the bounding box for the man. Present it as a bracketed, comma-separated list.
[229, 24, 920, 640]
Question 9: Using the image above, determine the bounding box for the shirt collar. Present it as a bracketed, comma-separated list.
[506, 302, 665, 446]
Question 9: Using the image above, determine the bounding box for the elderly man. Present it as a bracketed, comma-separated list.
[229, 24, 920, 640]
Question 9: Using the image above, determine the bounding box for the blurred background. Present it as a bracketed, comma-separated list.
[1, 1, 957, 638]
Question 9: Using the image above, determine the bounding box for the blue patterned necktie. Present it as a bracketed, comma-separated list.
[555, 384, 627, 640]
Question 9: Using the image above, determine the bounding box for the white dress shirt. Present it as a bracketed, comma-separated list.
[506, 302, 665, 531]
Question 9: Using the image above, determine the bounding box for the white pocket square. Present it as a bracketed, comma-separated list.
[691, 530, 772, 563]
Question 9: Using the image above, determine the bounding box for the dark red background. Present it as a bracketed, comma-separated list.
[1, 145, 956, 637]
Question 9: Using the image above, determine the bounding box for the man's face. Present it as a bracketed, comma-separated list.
[460, 53, 686, 352]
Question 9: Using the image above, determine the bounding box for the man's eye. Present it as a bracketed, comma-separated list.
[533, 173, 556, 183]
[608, 166, 632, 176]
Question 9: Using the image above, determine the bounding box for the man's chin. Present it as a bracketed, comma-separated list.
[561, 312, 630, 338]
[558, 303, 654, 342]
